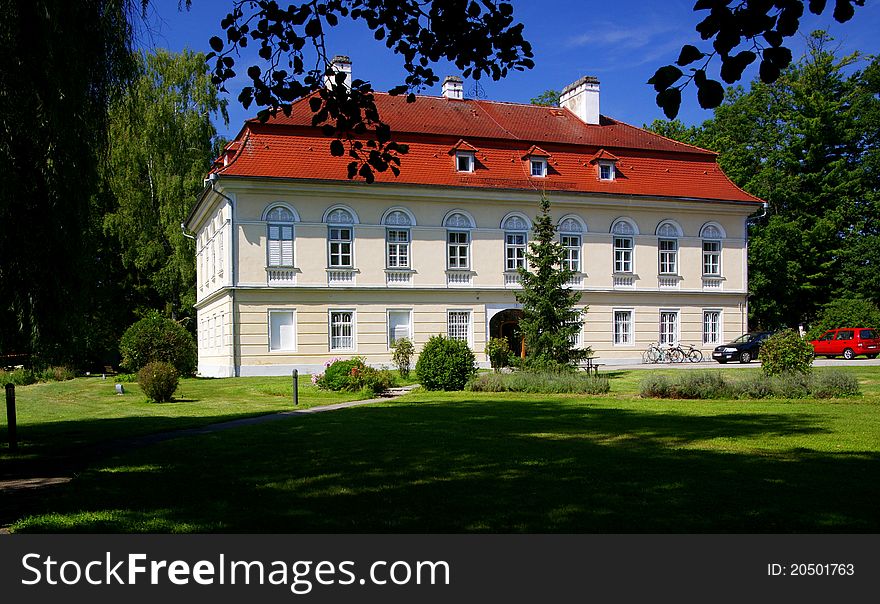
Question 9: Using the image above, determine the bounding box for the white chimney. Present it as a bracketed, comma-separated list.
[442, 75, 464, 100]
[325, 55, 352, 90]
[560, 76, 600, 125]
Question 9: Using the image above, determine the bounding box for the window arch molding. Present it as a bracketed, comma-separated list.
[655, 220, 683, 238]
[558, 214, 587, 234]
[700, 222, 726, 239]
[322, 204, 359, 225]
[261, 202, 300, 222]
[610, 217, 639, 236]
[442, 209, 476, 229]
[381, 206, 417, 226]
[500, 212, 532, 231]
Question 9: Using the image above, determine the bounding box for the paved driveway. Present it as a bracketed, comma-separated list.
[603, 357, 880, 371]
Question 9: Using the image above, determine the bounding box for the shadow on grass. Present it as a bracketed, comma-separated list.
[10, 398, 879, 533]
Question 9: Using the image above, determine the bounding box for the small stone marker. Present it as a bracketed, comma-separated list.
[115, 383, 125, 395]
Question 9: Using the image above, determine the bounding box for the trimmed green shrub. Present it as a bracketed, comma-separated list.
[391, 338, 415, 378]
[760, 329, 814, 376]
[811, 370, 861, 398]
[806, 298, 880, 340]
[119, 311, 197, 375]
[734, 373, 774, 399]
[770, 371, 811, 398]
[485, 337, 511, 371]
[466, 370, 610, 394]
[137, 361, 179, 403]
[673, 371, 731, 399]
[415, 335, 477, 391]
[315, 357, 394, 396]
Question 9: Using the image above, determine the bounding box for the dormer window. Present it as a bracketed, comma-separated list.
[530, 158, 547, 177]
[523, 145, 550, 178]
[589, 148, 620, 182]
[456, 152, 475, 173]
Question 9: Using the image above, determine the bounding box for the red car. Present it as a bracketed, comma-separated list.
[810, 328, 880, 360]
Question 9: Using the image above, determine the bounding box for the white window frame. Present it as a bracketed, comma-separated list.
[702, 240, 722, 276]
[505, 231, 527, 271]
[386, 228, 410, 268]
[598, 161, 615, 181]
[329, 309, 356, 352]
[659, 310, 679, 345]
[701, 223, 724, 277]
[613, 309, 634, 346]
[530, 157, 547, 177]
[703, 310, 722, 345]
[387, 309, 413, 349]
[614, 237, 633, 273]
[456, 152, 474, 173]
[447, 310, 472, 346]
[268, 309, 297, 352]
[561, 234, 582, 273]
[659, 238, 678, 275]
[447, 230, 470, 270]
[328, 226, 353, 268]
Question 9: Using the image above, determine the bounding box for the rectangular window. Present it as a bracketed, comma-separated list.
[659, 311, 678, 345]
[456, 153, 474, 172]
[614, 237, 633, 273]
[447, 231, 469, 269]
[659, 239, 677, 274]
[329, 311, 355, 351]
[329, 227, 353, 268]
[505, 233, 527, 271]
[599, 163, 614, 180]
[568, 316, 583, 348]
[388, 309, 412, 347]
[703, 311, 721, 345]
[561, 235, 581, 273]
[703, 240, 721, 275]
[447, 311, 471, 343]
[530, 159, 546, 177]
[386, 229, 410, 268]
[269, 310, 296, 352]
[613, 310, 633, 345]
[268, 225, 294, 267]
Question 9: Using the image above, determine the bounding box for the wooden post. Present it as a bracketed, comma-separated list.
[5, 383, 17, 452]
[292, 369, 299, 407]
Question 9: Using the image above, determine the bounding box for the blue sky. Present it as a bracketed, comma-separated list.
[138, 0, 880, 139]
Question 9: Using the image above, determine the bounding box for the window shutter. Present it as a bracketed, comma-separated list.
[281, 226, 294, 266]
[268, 239, 281, 266]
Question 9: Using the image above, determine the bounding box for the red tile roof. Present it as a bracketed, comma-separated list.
[214, 93, 762, 204]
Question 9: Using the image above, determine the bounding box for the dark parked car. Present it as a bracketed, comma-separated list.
[712, 332, 774, 364]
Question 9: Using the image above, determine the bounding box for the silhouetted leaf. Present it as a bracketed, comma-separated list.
[677, 44, 706, 66]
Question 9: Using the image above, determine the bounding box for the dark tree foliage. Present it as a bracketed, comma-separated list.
[647, 33, 879, 330]
[0, 1, 139, 366]
[515, 195, 589, 368]
[209, 0, 534, 182]
[649, 0, 865, 118]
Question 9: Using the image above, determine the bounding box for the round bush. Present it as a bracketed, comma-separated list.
[391, 338, 415, 378]
[806, 298, 880, 340]
[415, 335, 477, 391]
[485, 337, 511, 371]
[316, 358, 395, 396]
[119, 311, 197, 375]
[137, 361, 179, 403]
[760, 329, 814, 376]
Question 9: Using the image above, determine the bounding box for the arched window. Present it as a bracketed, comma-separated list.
[444, 211, 474, 269]
[701, 223, 724, 276]
[265, 205, 296, 267]
[656, 221, 681, 275]
[325, 207, 355, 268]
[382, 209, 414, 269]
[559, 216, 585, 273]
[502, 214, 530, 271]
[611, 219, 637, 273]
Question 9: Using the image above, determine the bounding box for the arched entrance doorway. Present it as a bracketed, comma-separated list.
[489, 309, 525, 359]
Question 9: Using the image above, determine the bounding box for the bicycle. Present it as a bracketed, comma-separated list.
[678, 343, 704, 363]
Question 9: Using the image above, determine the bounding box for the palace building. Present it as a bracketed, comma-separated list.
[186, 57, 763, 377]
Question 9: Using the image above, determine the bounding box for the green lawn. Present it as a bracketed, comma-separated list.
[0, 375, 371, 467]
[7, 366, 880, 533]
